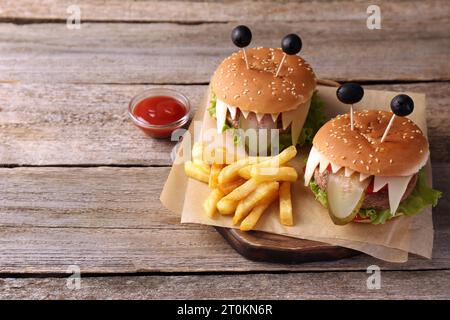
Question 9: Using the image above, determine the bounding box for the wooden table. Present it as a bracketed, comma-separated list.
[0, 0, 449, 299]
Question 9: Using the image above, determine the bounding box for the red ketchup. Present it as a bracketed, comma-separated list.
[129, 90, 190, 138]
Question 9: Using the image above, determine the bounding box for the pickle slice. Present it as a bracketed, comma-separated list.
[326, 171, 370, 225]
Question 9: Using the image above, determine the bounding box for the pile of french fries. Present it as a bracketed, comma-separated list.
[184, 143, 298, 231]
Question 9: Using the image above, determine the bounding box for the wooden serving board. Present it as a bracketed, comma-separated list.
[215, 227, 359, 263]
[214, 79, 355, 264]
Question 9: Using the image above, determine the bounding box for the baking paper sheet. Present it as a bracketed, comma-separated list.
[160, 85, 433, 262]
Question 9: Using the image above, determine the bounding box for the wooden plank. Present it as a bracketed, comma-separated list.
[0, 166, 448, 274]
[1, 271, 449, 299]
[0, 82, 449, 166]
[0, 20, 448, 84]
[1, 0, 448, 23]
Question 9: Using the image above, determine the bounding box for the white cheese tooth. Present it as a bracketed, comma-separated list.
[271, 113, 279, 122]
[281, 111, 293, 130]
[359, 172, 372, 182]
[240, 110, 250, 119]
[215, 100, 228, 134]
[290, 99, 311, 146]
[330, 162, 341, 173]
[319, 157, 330, 173]
[387, 175, 413, 215]
[373, 176, 390, 192]
[228, 105, 237, 120]
[344, 167, 355, 177]
[255, 112, 265, 123]
[304, 147, 321, 186]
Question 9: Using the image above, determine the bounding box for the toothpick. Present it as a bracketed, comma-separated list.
[381, 114, 396, 143]
[275, 53, 286, 77]
[242, 49, 249, 70]
[350, 105, 354, 131]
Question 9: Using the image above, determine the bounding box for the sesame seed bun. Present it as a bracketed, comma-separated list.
[313, 110, 429, 176]
[211, 47, 316, 114]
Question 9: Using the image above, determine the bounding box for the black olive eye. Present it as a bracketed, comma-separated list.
[391, 94, 414, 117]
[281, 34, 302, 55]
[336, 83, 364, 105]
[231, 25, 252, 48]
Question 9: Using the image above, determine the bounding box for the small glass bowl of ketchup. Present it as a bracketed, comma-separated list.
[128, 88, 190, 138]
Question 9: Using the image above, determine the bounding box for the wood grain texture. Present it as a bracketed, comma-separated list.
[0, 165, 447, 274]
[1, 271, 449, 299]
[216, 227, 359, 263]
[0, 82, 449, 166]
[1, 0, 448, 23]
[0, 19, 448, 84]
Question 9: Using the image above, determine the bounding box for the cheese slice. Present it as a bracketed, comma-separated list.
[240, 110, 250, 119]
[330, 162, 342, 174]
[359, 173, 372, 182]
[271, 113, 280, 122]
[215, 100, 228, 134]
[228, 105, 237, 120]
[304, 146, 321, 186]
[373, 176, 390, 193]
[387, 175, 413, 215]
[255, 113, 265, 122]
[280, 99, 311, 145]
[372, 175, 413, 214]
[319, 157, 330, 173]
[344, 167, 355, 177]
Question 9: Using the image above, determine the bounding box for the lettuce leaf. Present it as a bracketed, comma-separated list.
[308, 168, 442, 225]
[298, 91, 327, 146]
[308, 179, 328, 207]
[208, 90, 217, 119]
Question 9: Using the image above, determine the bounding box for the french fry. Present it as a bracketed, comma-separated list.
[218, 158, 253, 184]
[233, 181, 279, 225]
[209, 163, 224, 189]
[250, 166, 298, 183]
[238, 146, 297, 179]
[193, 160, 211, 175]
[217, 198, 239, 215]
[240, 191, 278, 231]
[203, 188, 224, 218]
[184, 161, 209, 183]
[279, 181, 293, 226]
[222, 178, 259, 201]
[218, 178, 246, 195]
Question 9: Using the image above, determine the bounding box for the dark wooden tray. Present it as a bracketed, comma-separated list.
[215, 227, 359, 263]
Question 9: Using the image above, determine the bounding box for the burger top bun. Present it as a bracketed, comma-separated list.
[211, 47, 316, 114]
[313, 110, 429, 176]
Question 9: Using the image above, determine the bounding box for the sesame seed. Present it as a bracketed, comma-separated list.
[420, 149, 423, 153]
[369, 154, 373, 158]
[366, 166, 370, 171]
[341, 156, 346, 160]
[352, 160, 357, 164]
[389, 159, 393, 164]
[375, 158, 379, 163]
[233, 94, 240, 99]
[360, 160, 364, 164]
[257, 91, 261, 95]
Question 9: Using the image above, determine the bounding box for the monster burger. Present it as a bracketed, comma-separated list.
[208, 26, 325, 152]
[304, 93, 441, 225]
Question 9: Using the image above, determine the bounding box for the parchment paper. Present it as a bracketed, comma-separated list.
[160, 85, 434, 263]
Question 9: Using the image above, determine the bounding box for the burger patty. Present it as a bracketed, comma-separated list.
[313, 168, 418, 210]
